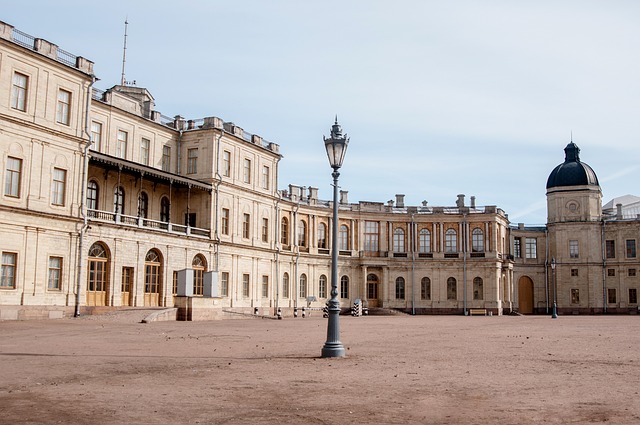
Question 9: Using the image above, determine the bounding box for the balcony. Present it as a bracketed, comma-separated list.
[88, 209, 210, 238]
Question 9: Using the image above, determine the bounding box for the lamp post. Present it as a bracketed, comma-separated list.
[321, 117, 349, 358]
[551, 257, 558, 319]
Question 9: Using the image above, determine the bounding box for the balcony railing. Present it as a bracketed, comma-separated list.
[88, 209, 210, 238]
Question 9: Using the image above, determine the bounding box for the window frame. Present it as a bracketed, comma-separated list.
[339, 225, 349, 251]
[116, 130, 128, 159]
[471, 228, 484, 253]
[90, 121, 102, 151]
[262, 165, 269, 190]
[5, 156, 22, 198]
[242, 213, 250, 239]
[51, 168, 66, 206]
[1, 252, 17, 289]
[605, 240, 615, 259]
[447, 277, 457, 300]
[393, 228, 405, 253]
[221, 208, 230, 235]
[11, 72, 28, 111]
[626, 239, 636, 258]
[187, 148, 198, 174]
[569, 240, 579, 259]
[140, 137, 150, 166]
[364, 221, 379, 252]
[445, 229, 457, 253]
[56, 88, 71, 125]
[395, 277, 405, 300]
[162, 145, 171, 172]
[242, 273, 250, 298]
[340, 275, 349, 299]
[419, 229, 431, 253]
[525, 238, 537, 259]
[243, 158, 251, 184]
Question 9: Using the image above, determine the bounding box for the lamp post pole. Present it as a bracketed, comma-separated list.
[551, 257, 558, 319]
[322, 118, 348, 358]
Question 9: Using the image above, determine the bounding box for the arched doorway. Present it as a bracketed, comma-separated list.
[87, 242, 109, 306]
[367, 273, 380, 307]
[518, 276, 534, 314]
[144, 249, 163, 306]
[192, 254, 207, 296]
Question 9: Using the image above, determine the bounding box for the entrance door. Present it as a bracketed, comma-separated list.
[121, 267, 134, 306]
[518, 276, 534, 314]
[144, 250, 162, 306]
[367, 273, 380, 308]
[87, 243, 109, 306]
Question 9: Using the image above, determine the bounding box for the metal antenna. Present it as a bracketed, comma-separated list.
[120, 18, 128, 86]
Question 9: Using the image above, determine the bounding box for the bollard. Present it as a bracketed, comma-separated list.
[277, 307, 282, 320]
[302, 307, 306, 318]
[294, 307, 298, 318]
[254, 307, 259, 315]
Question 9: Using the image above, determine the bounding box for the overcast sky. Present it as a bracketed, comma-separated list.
[5, 1, 640, 224]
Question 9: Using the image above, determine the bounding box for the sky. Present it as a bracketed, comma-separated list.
[5, 1, 640, 225]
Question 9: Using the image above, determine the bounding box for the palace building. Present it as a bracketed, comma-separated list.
[1, 21, 638, 320]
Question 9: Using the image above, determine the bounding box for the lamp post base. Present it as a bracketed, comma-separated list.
[321, 342, 346, 358]
[552, 302, 558, 319]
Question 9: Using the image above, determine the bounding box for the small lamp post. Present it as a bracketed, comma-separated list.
[321, 117, 349, 358]
[551, 257, 558, 319]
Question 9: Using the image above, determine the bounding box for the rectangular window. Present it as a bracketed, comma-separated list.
[626, 239, 636, 258]
[162, 146, 171, 172]
[629, 268, 636, 277]
[5, 157, 22, 197]
[262, 165, 270, 190]
[571, 268, 579, 277]
[606, 240, 615, 259]
[243, 159, 251, 183]
[1, 252, 17, 288]
[90, 121, 102, 151]
[571, 288, 580, 304]
[56, 89, 71, 125]
[172, 270, 178, 295]
[608, 268, 616, 277]
[262, 275, 269, 298]
[221, 272, 229, 297]
[242, 214, 250, 239]
[513, 238, 521, 258]
[318, 223, 327, 249]
[569, 240, 579, 259]
[187, 148, 198, 174]
[607, 288, 616, 304]
[364, 221, 379, 252]
[525, 238, 537, 259]
[223, 150, 231, 177]
[242, 274, 250, 298]
[116, 130, 128, 159]
[11, 72, 28, 111]
[221, 208, 230, 235]
[51, 168, 66, 206]
[262, 218, 269, 242]
[140, 138, 150, 165]
[629, 288, 638, 304]
[47, 256, 62, 290]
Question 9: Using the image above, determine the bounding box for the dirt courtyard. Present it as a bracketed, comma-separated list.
[1, 311, 639, 425]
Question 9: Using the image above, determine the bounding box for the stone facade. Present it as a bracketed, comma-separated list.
[1, 21, 637, 320]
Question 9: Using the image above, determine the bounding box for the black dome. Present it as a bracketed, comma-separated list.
[546, 142, 599, 189]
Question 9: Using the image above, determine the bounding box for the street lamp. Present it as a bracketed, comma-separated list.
[551, 257, 558, 319]
[321, 117, 349, 358]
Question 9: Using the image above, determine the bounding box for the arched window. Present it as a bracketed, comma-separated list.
[445, 229, 457, 253]
[340, 275, 349, 299]
[395, 277, 405, 299]
[339, 225, 349, 250]
[87, 242, 109, 307]
[282, 272, 289, 298]
[299, 273, 307, 298]
[144, 249, 163, 306]
[447, 277, 457, 300]
[114, 186, 125, 214]
[138, 192, 149, 218]
[472, 228, 484, 252]
[192, 254, 207, 296]
[319, 274, 327, 298]
[393, 228, 405, 253]
[298, 220, 307, 247]
[318, 223, 327, 249]
[419, 229, 431, 253]
[281, 217, 289, 246]
[473, 277, 483, 300]
[87, 181, 98, 211]
[421, 277, 431, 300]
[160, 196, 170, 223]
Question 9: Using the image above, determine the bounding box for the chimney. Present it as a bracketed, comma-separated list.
[395, 194, 405, 208]
[174, 115, 186, 131]
[387, 200, 394, 207]
[518, 223, 525, 230]
[308, 187, 318, 205]
[340, 190, 348, 204]
[470, 196, 476, 209]
[456, 194, 465, 208]
[289, 184, 299, 202]
[616, 203, 623, 219]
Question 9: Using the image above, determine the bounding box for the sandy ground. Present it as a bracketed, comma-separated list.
[1, 311, 639, 425]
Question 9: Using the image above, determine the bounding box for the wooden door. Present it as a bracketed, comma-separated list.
[518, 277, 534, 314]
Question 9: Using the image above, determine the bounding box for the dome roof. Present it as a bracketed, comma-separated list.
[546, 142, 599, 189]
